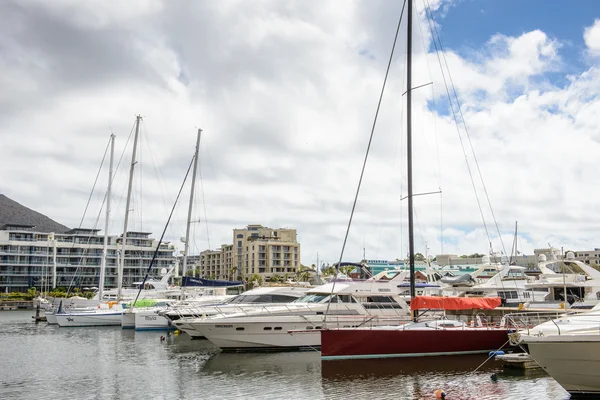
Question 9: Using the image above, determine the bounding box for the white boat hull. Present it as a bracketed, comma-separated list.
[45, 311, 58, 325]
[135, 311, 171, 331]
[525, 335, 600, 395]
[56, 311, 123, 327]
[193, 315, 408, 351]
[121, 312, 136, 329]
[171, 320, 206, 339]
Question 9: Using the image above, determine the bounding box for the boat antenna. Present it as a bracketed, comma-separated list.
[181, 129, 202, 297]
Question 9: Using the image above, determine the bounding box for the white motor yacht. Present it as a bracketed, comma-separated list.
[513, 302, 600, 396]
[173, 271, 416, 351]
[160, 286, 311, 336]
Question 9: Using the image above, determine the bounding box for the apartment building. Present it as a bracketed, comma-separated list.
[197, 224, 300, 280]
[0, 224, 175, 293]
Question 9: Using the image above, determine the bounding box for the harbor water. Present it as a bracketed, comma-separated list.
[0, 311, 569, 399]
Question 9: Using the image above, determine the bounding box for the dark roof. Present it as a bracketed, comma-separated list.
[0, 194, 70, 233]
[65, 228, 101, 234]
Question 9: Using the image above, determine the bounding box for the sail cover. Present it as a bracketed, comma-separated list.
[410, 296, 502, 310]
[182, 277, 244, 287]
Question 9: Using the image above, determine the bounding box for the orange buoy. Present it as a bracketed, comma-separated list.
[434, 389, 446, 399]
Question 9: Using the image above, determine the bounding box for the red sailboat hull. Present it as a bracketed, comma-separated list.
[321, 328, 511, 360]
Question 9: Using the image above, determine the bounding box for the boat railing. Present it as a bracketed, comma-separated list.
[502, 310, 578, 335]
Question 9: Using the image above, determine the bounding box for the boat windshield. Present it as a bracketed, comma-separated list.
[225, 294, 298, 304]
[292, 293, 330, 303]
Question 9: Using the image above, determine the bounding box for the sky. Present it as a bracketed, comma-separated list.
[1, 0, 600, 267]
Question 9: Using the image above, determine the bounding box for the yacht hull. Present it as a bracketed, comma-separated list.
[135, 311, 171, 331]
[192, 316, 408, 351]
[56, 311, 123, 327]
[121, 312, 135, 329]
[45, 311, 58, 325]
[320, 328, 512, 360]
[524, 335, 600, 396]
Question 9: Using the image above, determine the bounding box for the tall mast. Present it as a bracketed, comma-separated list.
[182, 129, 202, 287]
[406, 0, 416, 320]
[99, 133, 115, 301]
[119, 115, 141, 299]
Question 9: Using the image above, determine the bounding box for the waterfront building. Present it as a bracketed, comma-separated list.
[0, 193, 175, 293]
[0, 224, 175, 293]
[197, 224, 300, 280]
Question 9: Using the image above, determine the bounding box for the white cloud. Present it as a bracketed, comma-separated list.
[584, 18, 600, 57]
[1, 0, 599, 268]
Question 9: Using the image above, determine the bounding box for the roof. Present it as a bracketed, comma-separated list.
[0, 194, 70, 233]
[65, 228, 101, 234]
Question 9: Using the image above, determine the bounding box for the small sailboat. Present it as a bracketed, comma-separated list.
[56, 132, 122, 327]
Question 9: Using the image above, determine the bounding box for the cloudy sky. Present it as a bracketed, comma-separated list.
[1, 0, 600, 267]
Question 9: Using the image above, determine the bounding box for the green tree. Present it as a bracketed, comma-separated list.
[296, 265, 315, 282]
[321, 265, 336, 277]
[339, 265, 357, 276]
[248, 273, 263, 287]
[267, 274, 283, 283]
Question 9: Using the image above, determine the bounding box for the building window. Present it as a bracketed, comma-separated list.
[237, 234, 243, 239]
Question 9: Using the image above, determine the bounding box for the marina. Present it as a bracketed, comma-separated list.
[0, 310, 570, 399]
[1, 0, 600, 399]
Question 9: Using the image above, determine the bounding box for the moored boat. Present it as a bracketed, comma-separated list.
[512, 303, 600, 396]
[320, 296, 513, 360]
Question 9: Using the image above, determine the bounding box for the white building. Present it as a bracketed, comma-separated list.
[0, 224, 175, 293]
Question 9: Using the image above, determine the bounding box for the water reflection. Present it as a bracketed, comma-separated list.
[0, 312, 570, 400]
[321, 354, 497, 380]
[203, 351, 321, 376]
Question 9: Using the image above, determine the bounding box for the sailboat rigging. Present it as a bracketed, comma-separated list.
[98, 133, 115, 302]
[118, 115, 141, 300]
[319, 0, 516, 360]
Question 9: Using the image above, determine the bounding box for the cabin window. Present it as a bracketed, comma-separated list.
[263, 327, 272, 331]
[236, 327, 245, 331]
[274, 327, 282, 331]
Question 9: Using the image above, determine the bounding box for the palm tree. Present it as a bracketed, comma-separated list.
[296, 265, 315, 282]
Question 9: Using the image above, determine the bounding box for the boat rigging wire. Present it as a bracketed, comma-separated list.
[324, 0, 407, 320]
[64, 135, 112, 295]
[423, 0, 507, 258]
[131, 154, 195, 307]
[65, 120, 137, 296]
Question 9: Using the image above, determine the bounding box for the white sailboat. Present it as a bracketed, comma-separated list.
[124, 128, 207, 329]
[56, 132, 122, 327]
[58, 115, 143, 327]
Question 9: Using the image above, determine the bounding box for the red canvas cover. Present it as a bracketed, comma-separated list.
[410, 296, 502, 311]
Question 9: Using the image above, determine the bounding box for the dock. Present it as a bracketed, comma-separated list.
[0, 300, 33, 310]
[495, 353, 542, 370]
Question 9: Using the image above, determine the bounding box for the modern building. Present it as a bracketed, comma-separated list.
[197, 224, 301, 280]
[0, 194, 176, 293]
[0, 224, 175, 293]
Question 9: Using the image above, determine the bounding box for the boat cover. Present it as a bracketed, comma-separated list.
[440, 274, 476, 286]
[410, 296, 502, 310]
[182, 277, 244, 287]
